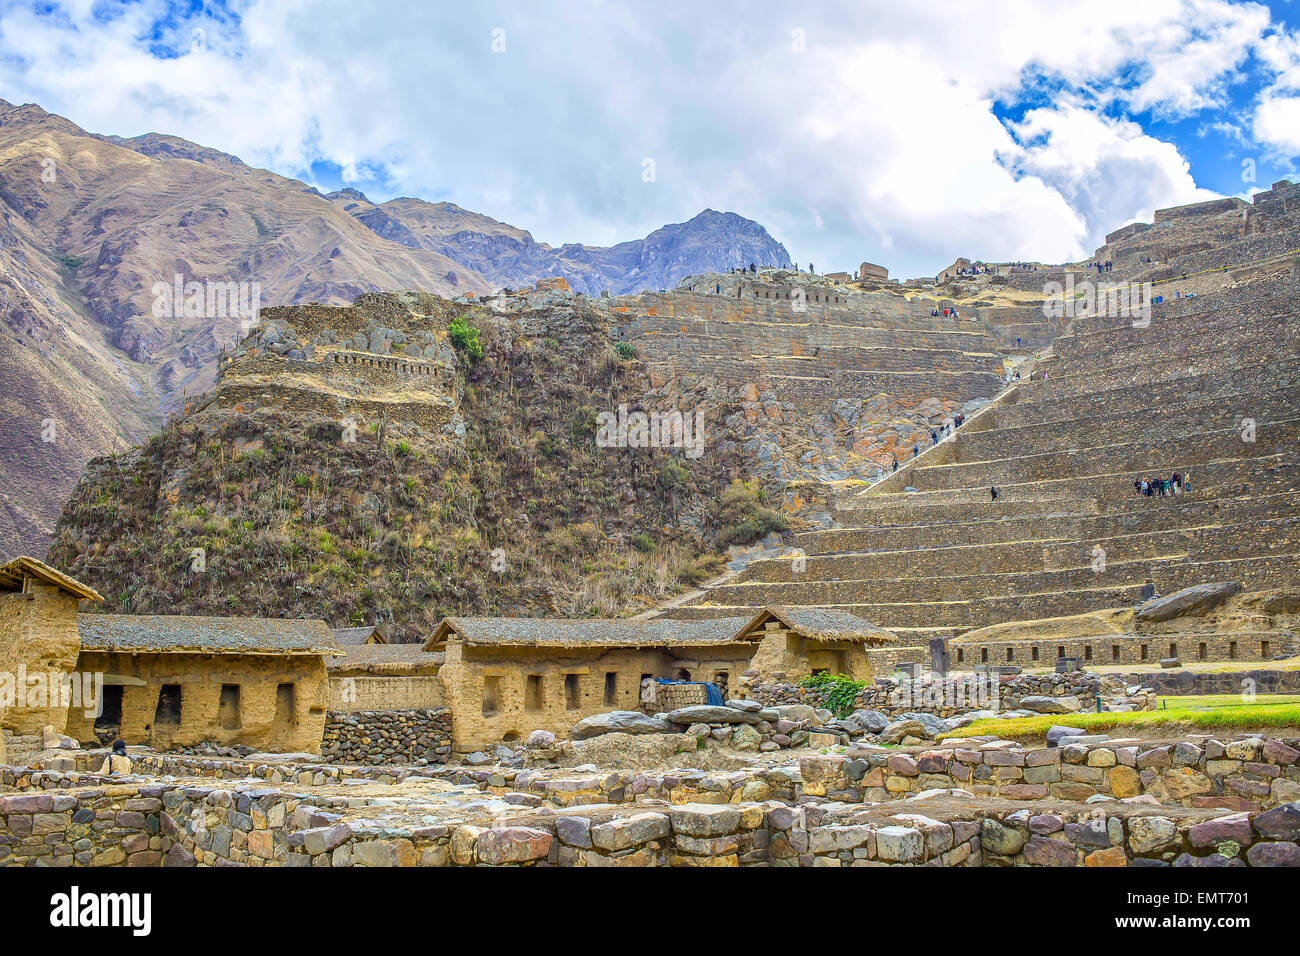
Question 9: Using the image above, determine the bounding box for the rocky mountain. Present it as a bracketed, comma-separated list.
[0, 97, 788, 559]
[326, 191, 792, 296]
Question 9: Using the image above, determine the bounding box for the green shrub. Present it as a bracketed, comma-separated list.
[613, 341, 637, 360]
[715, 479, 788, 548]
[798, 672, 865, 718]
[448, 315, 483, 361]
[631, 533, 656, 553]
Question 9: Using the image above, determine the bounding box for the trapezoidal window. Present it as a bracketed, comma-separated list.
[1031, 646, 1039, 661]
[275, 683, 296, 724]
[525, 675, 544, 711]
[96, 685, 124, 731]
[564, 674, 581, 710]
[603, 672, 618, 705]
[153, 685, 182, 726]
[218, 685, 241, 730]
[482, 677, 501, 717]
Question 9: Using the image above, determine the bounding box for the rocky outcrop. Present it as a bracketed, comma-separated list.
[1136, 582, 1243, 622]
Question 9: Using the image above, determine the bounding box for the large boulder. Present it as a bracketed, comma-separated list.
[769, 704, 818, 724]
[898, 712, 951, 738]
[879, 719, 931, 745]
[570, 711, 675, 740]
[1046, 724, 1087, 747]
[845, 709, 891, 733]
[1019, 695, 1083, 714]
[666, 705, 763, 725]
[1135, 582, 1241, 623]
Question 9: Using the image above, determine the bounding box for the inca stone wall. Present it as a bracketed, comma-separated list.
[320, 709, 452, 765]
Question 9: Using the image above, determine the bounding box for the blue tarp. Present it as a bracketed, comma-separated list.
[655, 678, 724, 706]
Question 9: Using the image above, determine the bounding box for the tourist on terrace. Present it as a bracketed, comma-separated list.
[990, 487, 998, 500]
[98, 740, 133, 776]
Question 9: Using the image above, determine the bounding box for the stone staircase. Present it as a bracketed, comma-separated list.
[660, 268, 1300, 650]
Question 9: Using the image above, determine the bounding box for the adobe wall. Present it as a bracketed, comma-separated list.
[63, 651, 328, 753]
[325, 675, 444, 711]
[0, 585, 82, 735]
[743, 625, 875, 685]
[438, 642, 758, 752]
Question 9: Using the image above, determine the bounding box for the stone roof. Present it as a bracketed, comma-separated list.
[77, 614, 342, 656]
[332, 626, 387, 646]
[0, 556, 103, 602]
[327, 643, 444, 675]
[741, 606, 897, 644]
[426, 616, 755, 650]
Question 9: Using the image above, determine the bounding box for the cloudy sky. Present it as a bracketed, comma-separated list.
[1, 0, 1299, 277]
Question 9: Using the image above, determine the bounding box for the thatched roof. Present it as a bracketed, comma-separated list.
[426, 616, 755, 650]
[332, 625, 387, 646]
[0, 556, 103, 602]
[738, 606, 897, 645]
[78, 614, 343, 656]
[327, 643, 444, 676]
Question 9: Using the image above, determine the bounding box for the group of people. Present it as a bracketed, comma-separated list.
[929, 414, 966, 445]
[1135, 472, 1190, 497]
[929, 307, 961, 317]
[1091, 260, 1115, 273]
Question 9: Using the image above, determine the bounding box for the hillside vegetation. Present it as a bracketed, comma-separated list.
[47, 313, 783, 640]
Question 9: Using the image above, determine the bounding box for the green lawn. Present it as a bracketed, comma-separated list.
[945, 703, 1300, 741]
[1158, 694, 1300, 709]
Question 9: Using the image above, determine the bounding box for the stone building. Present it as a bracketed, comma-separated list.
[326, 642, 444, 712]
[332, 625, 387, 646]
[0, 556, 102, 734]
[65, 615, 341, 752]
[1, 557, 340, 753]
[428, 616, 755, 752]
[733, 605, 899, 686]
[858, 261, 888, 281]
[427, 608, 898, 752]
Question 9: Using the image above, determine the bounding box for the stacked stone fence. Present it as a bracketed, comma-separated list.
[320, 709, 452, 765]
[754, 671, 1107, 718]
[3, 742, 1297, 866]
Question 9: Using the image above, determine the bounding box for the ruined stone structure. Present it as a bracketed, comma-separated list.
[428, 611, 895, 752]
[664, 187, 1300, 669]
[0, 557, 339, 752]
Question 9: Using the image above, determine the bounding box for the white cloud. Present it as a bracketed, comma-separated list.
[0, 0, 1294, 277]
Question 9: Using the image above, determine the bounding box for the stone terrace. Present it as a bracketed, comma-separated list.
[663, 267, 1300, 649]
